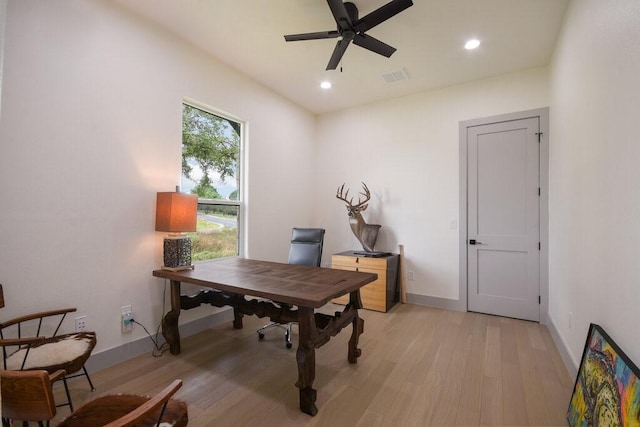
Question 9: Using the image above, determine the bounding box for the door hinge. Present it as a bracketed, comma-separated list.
[538, 187, 541, 196]
[538, 242, 541, 250]
[539, 296, 541, 304]
[535, 132, 543, 142]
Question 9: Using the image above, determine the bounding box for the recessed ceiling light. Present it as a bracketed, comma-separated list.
[465, 39, 480, 50]
[320, 81, 332, 89]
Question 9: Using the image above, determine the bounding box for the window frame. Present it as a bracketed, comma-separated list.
[182, 98, 246, 259]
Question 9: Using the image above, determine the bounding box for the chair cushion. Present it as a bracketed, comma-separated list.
[57, 394, 189, 427]
[6, 332, 96, 374]
[288, 243, 323, 266]
[290, 228, 324, 243]
[288, 228, 324, 266]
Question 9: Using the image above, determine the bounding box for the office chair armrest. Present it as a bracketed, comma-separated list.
[0, 308, 77, 329]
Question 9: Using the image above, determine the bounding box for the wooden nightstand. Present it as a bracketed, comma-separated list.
[331, 251, 400, 312]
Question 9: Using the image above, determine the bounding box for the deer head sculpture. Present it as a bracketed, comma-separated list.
[336, 182, 381, 252]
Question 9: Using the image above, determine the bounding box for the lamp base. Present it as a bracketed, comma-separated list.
[160, 265, 195, 272]
[163, 235, 193, 270]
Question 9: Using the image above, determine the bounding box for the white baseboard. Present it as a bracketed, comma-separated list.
[85, 308, 234, 373]
[406, 292, 466, 311]
[546, 314, 578, 380]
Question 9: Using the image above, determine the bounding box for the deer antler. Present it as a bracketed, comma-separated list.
[336, 183, 371, 208]
[336, 183, 352, 205]
[358, 182, 371, 207]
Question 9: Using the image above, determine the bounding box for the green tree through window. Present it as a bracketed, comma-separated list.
[182, 103, 242, 260]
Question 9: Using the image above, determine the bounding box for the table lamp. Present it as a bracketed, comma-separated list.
[155, 191, 198, 271]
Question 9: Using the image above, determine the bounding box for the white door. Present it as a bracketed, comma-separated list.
[467, 117, 540, 321]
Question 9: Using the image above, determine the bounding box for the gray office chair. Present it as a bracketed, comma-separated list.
[256, 228, 325, 348]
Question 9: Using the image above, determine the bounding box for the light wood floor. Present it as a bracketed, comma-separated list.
[53, 303, 574, 426]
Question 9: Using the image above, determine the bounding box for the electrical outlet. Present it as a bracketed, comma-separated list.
[75, 315, 88, 332]
[407, 271, 415, 281]
[121, 305, 133, 333]
[568, 312, 573, 330]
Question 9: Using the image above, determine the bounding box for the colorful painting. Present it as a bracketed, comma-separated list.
[568, 323, 640, 426]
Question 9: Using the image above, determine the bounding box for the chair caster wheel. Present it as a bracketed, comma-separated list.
[286, 342, 292, 349]
[258, 333, 265, 340]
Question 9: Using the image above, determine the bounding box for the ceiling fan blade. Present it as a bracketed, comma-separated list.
[326, 38, 351, 70]
[327, 0, 353, 31]
[353, 33, 396, 58]
[354, 0, 413, 33]
[284, 31, 340, 42]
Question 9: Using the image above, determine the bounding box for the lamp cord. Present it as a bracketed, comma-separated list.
[127, 281, 170, 357]
[130, 318, 169, 357]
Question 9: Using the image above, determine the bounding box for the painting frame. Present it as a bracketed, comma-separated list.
[567, 323, 640, 426]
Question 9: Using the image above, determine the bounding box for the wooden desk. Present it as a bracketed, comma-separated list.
[152, 257, 377, 416]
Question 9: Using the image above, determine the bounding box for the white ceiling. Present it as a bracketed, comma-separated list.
[114, 0, 569, 115]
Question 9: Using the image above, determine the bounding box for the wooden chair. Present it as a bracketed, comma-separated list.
[0, 370, 188, 427]
[0, 368, 65, 427]
[57, 379, 188, 427]
[0, 284, 97, 411]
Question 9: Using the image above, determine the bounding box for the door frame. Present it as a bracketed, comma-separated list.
[458, 108, 549, 324]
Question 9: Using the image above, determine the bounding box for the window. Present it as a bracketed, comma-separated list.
[181, 102, 243, 260]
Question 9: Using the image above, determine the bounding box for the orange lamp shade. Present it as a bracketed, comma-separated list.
[155, 192, 198, 233]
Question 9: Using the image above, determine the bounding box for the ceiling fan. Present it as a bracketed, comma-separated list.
[284, 0, 414, 70]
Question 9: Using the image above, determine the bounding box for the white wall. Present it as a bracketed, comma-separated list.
[548, 0, 640, 369]
[0, 0, 7, 119]
[0, 0, 316, 355]
[316, 67, 549, 301]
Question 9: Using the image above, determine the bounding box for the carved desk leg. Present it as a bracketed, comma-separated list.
[348, 290, 364, 364]
[162, 279, 182, 355]
[295, 307, 317, 416]
[232, 307, 244, 329]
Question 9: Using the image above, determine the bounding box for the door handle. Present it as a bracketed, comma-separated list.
[469, 239, 484, 245]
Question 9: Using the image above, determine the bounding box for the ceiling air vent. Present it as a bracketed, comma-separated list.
[382, 67, 411, 83]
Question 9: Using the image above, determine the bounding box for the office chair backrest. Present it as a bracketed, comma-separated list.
[288, 228, 325, 267]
